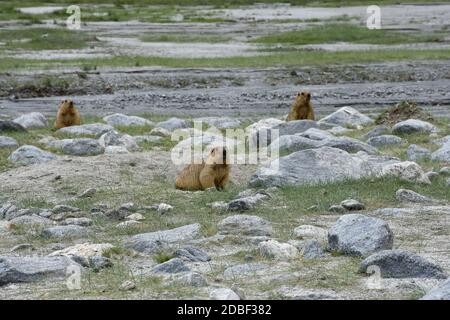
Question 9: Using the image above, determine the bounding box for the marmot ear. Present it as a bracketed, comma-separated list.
[301, 92, 305, 96]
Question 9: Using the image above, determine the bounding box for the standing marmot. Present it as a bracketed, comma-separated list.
[287, 91, 315, 121]
[175, 146, 230, 191]
[55, 99, 81, 129]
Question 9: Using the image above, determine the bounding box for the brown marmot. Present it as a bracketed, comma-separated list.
[287, 91, 315, 121]
[55, 99, 81, 129]
[175, 146, 230, 191]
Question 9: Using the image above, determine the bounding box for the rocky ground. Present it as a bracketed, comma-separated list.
[0, 106, 449, 300]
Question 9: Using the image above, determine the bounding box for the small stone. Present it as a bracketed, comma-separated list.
[440, 167, 450, 176]
[209, 288, 240, 300]
[119, 280, 136, 291]
[8, 145, 56, 166]
[116, 220, 143, 229]
[126, 213, 145, 221]
[152, 258, 190, 274]
[328, 205, 346, 213]
[340, 199, 365, 211]
[395, 189, 436, 204]
[259, 239, 298, 261]
[407, 144, 431, 161]
[52, 205, 80, 214]
[174, 246, 211, 262]
[157, 203, 173, 214]
[89, 256, 113, 271]
[62, 217, 93, 227]
[77, 188, 96, 199]
[218, 215, 273, 237]
[293, 225, 328, 243]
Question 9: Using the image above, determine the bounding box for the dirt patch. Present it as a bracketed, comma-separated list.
[375, 101, 435, 125]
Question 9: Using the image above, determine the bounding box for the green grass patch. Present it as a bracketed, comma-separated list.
[251, 24, 444, 46]
[139, 33, 231, 43]
[2, 49, 450, 72]
[0, 28, 97, 50]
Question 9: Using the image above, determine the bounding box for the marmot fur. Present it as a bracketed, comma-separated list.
[287, 91, 315, 121]
[55, 99, 81, 129]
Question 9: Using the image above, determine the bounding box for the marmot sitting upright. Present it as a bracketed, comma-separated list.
[175, 146, 230, 191]
[287, 91, 315, 121]
[55, 99, 81, 129]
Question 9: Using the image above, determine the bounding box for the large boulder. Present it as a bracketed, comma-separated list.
[407, 144, 431, 161]
[195, 117, 241, 129]
[8, 145, 57, 166]
[421, 278, 450, 300]
[246, 118, 285, 146]
[273, 120, 318, 138]
[367, 135, 405, 147]
[217, 215, 273, 237]
[431, 142, 450, 162]
[50, 138, 104, 156]
[381, 161, 430, 184]
[359, 250, 447, 279]
[57, 123, 113, 137]
[13, 112, 47, 129]
[124, 223, 202, 254]
[327, 214, 394, 257]
[103, 113, 153, 127]
[156, 117, 190, 131]
[98, 131, 139, 152]
[0, 136, 18, 148]
[249, 147, 399, 188]
[321, 137, 378, 154]
[392, 119, 438, 135]
[269, 135, 322, 154]
[318, 106, 374, 127]
[0, 120, 27, 133]
[0, 256, 78, 286]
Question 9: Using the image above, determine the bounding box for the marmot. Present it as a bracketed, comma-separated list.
[175, 146, 230, 191]
[286, 91, 315, 121]
[55, 99, 81, 129]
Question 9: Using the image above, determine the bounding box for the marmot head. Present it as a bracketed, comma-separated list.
[59, 99, 75, 110]
[206, 146, 228, 165]
[294, 91, 311, 105]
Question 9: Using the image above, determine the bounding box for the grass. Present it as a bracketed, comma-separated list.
[1, 49, 450, 72]
[0, 28, 96, 50]
[251, 24, 444, 46]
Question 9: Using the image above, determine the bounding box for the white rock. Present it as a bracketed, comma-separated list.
[259, 239, 298, 261]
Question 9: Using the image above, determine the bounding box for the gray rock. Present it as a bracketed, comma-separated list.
[223, 263, 267, 279]
[98, 130, 139, 152]
[328, 205, 346, 213]
[440, 167, 450, 175]
[156, 118, 190, 131]
[297, 239, 325, 259]
[217, 215, 273, 237]
[426, 171, 439, 181]
[171, 272, 208, 287]
[321, 137, 378, 154]
[133, 135, 163, 144]
[297, 128, 334, 141]
[209, 288, 240, 300]
[259, 239, 299, 261]
[327, 126, 353, 135]
[5, 207, 43, 220]
[318, 106, 374, 127]
[0, 136, 18, 148]
[88, 256, 113, 271]
[269, 135, 322, 154]
[195, 117, 241, 129]
[359, 250, 447, 279]
[421, 278, 450, 300]
[327, 214, 394, 257]
[41, 225, 88, 239]
[0, 256, 78, 286]
[367, 135, 405, 147]
[381, 161, 430, 184]
[395, 189, 436, 204]
[62, 218, 93, 227]
[152, 258, 190, 274]
[119, 280, 136, 291]
[431, 142, 450, 162]
[51, 138, 104, 156]
[77, 188, 96, 199]
[105, 146, 128, 154]
[9, 215, 54, 228]
[407, 144, 431, 161]
[8, 145, 56, 166]
[293, 225, 328, 243]
[340, 199, 365, 211]
[249, 147, 399, 188]
[116, 220, 143, 229]
[103, 113, 153, 127]
[363, 126, 390, 139]
[124, 223, 202, 254]
[150, 127, 171, 137]
[174, 246, 211, 262]
[0, 202, 18, 220]
[273, 120, 318, 138]
[57, 123, 114, 137]
[0, 120, 27, 133]
[374, 206, 450, 216]
[52, 205, 80, 214]
[0, 221, 9, 234]
[227, 191, 270, 211]
[13, 112, 47, 129]
[392, 119, 439, 135]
